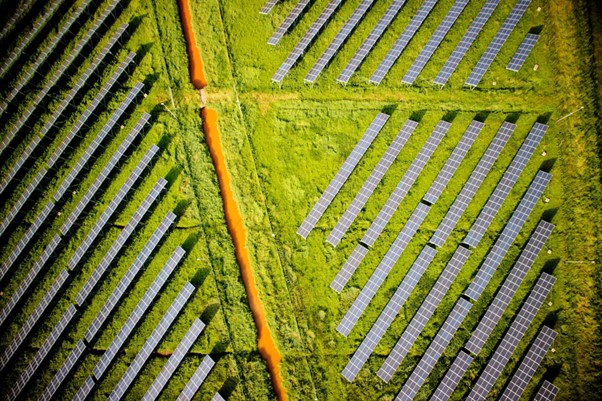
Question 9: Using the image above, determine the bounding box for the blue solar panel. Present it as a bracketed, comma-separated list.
[0, 135, 42, 195]
[532, 380, 559, 401]
[267, 0, 310, 45]
[177, 356, 216, 401]
[0, 168, 47, 239]
[260, 0, 281, 14]
[507, 32, 539, 72]
[429, 351, 473, 401]
[39, 340, 87, 401]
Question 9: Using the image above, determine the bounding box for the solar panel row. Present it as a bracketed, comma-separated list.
[85, 211, 176, 342]
[212, 392, 226, 401]
[260, 0, 281, 15]
[72, 376, 96, 401]
[337, 0, 408, 84]
[108, 282, 195, 401]
[337, 203, 430, 337]
[330, 243, 369, 293]
[507, 32, 539, 72]
[341, 245, 439, 381]
[370, 0, 439, 85]
[267, 0, 311, 45]
[297, 112, 388, 238]
[463, 123, 547, 248]
[533, 380, 559, 401]
[0, 135, 42, 195]
[466, 0, 532, 87]
[92, 246, 186, 380]
[177, 356, 216, 401]
[272, 0, 343, 83]
[328, 119, 418, 247]
[465, 273, 555, 401]
[401, 0, 469, 85]
[305, 0, 376, 82]
[429, 350, 473, 401]
[47, 52, 137, 169]
[430, 122, 514, 247]
[38, 340, 87, 401]
[67, 144, 159, 271]
[375, 246, 471, 382]
[0, 0, 38, 40]
[142, 319, 206, 401]
[75, 178, 167, 306]
[423, 120, 484, 205]
[0, 168, 47, 239]
[392, 298, 473, 398]
[464, 170, 551, 301]
[465, 220, 554, 355]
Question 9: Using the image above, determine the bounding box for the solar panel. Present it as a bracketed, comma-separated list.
[430, 122, 514, 247]
[0, 235, 61, 328]
[423, 120, 483, 205]
[93, 247, 186, 380]
[465, 220, 554, 355]
[370, 0, 439, 85]
[361, 120, 449, 247]
[464, 170, 551, 301]
[429, 350, 473, 401]
[0, 135, 42, 195]
[0, 168, 47, 238]
[7, 305, 77, 401]
[390, 298, 473, 397]
[107, 282, 195, 401]
[0, 269, 69, 372]
[466, 0, 532, 87]
[85, 212, 176, 343]
[212, 393, 226, 401]
[337, 0, 408, 84]
[54, 83, 145, 203]
[47, 52, 137, 169]
[336, 203, 430, 337]
[61, 113, 150, 235]
[465, 273, 555, 401]
[297, 112, 388, 239]
[176, 356, 216, 401]
[370, 246, 471, 382]
[402, 0, 469, 84]
[341, 245, 438, 381]
[260, 0, 281, 14]
[327, 119, 418, 247]
[272, 0, 343, 83]
[142, 319, 206, 401]
[507, 32, 539, 72]
[463, 123, 547, 248]
[72, 376, 96, 401]
[532, 380, 559, 401]
[499, 326, 557, 401]
[67, 145, 159, 271]
[0, 0, 38, 41]
[75, 178, 167, 305]
[267, 0, 311, 45]
[39, 340, 87, 401]
[433, 0, 500, 86]
[305, 0, 376, 82]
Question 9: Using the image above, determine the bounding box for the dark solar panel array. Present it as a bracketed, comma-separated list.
[374, 246, 471, 382]
[401, 0, 469, 84]
[463, 123, 547, 248]
[305, 0, 376, 82]
[75, 178, 167, 306]
[0, 235, 61, 328]
[0, 135, 42, 195]
[337, 0, 408, 84]
[465, 170, 551, 301]
[92, 246, 186, 380]
[433, 0, 500, 86]
[142, 319, 206, 401]
[176, 356, 217, 401]
[61, 113, 150, 235]
[108, 282, 195, 401]
[297, 112, 388, 239]
[0, 269, 69, 372]
[0, 0, 38, 41]
[423, 120, 483, 205]
[429, 350, 473, 401]
[7, 305, 77, 401]
[267, 0, 311, 45]
[430, 122, 514, 247]
[499, 326, 557, 401]
[39, 340, 87, 401]
[67, 145, 159, 271]
[327, 119, 418, 247]
[466, 0, 532, 87]
[466, 273, 555, 401]
[341, 245, 438, 381]
[370, 0, 439, 85]
[47, 52, 137, 169]
[391, 298, 473, 397]
[72, 376, 96, 401]
[260, 0, 281, 15]
[533, 380, 559, 401]
[336, 203, 430, 337]
[466, 220, 554, 355]
[54, 83, 145, 203]
[272, 0, 343, 83]
[507, 33, 539, 72]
